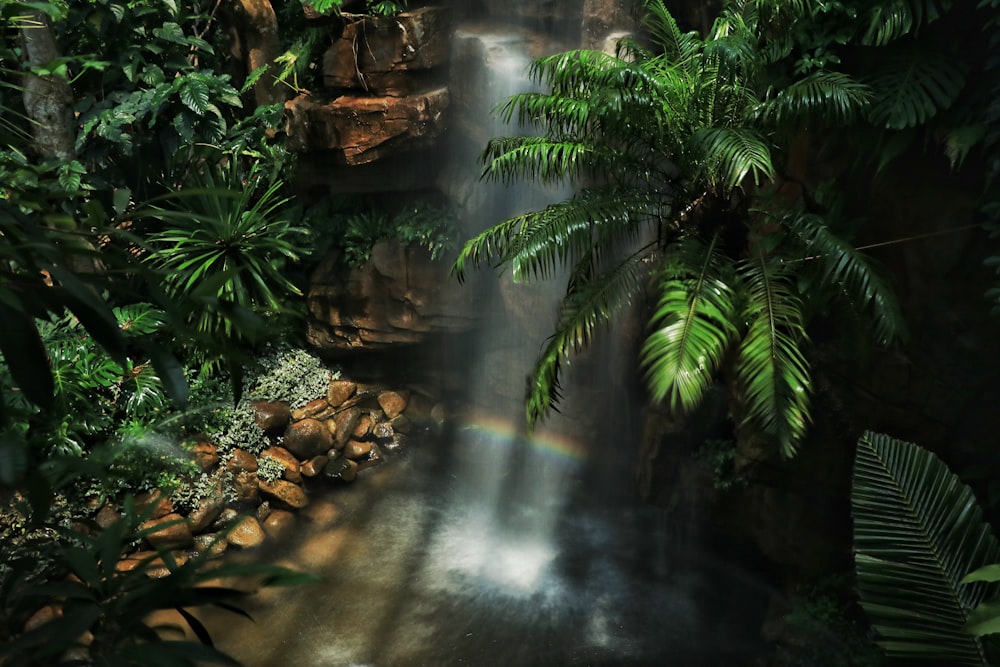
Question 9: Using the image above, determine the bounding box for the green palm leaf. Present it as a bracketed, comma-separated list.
[687, 126, 774, 192]
[861, 0, 953, 46]
[734, 252, 811, 457]
[641, 234, 739, 414]
[867, 50, 966, 129]
[782, 211, 906, 345]
[525, 248, 652, 426]
[754, 70, 872, 126]
[853, 431, 1000, 665]
[453, 187, 659, 283]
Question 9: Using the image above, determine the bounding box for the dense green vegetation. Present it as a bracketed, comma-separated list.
[0, 0, 997, 664]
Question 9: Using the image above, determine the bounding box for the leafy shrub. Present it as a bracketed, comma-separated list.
[306, 198, 459, 267]
[256, 456, 285, 484]
[246, 346, 336, 409]
[208, 401, 268, 456]
[140, 158, 307, 342]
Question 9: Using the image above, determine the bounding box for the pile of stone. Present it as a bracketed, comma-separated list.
[101, 377, 440, 575]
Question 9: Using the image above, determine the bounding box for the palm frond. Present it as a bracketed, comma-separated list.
[782, 211, 906, 346]
[527, 247, 653, 427]
[686, 126, 775, 192]
[754, 70, 872, 126]
[640, 0, 702, 69]
[853, 431, 999, 665]
[482, 136, 598, 185]
[453, 187, 659, 283]
[641, 234, 739, 415]
[734, 252, 811, 457]
[861, 0, 954, 47]
[867, 50, 966, 129]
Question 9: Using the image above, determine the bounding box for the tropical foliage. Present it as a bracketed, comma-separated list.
[455, 0, 912, 456]
[852, 431, 1000, 665]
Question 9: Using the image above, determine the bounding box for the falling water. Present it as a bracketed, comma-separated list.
[199, 6, 781, 666]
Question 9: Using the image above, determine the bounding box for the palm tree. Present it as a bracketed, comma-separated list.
[453, 0, 905, 457]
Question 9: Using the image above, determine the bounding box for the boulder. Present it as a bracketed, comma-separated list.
[252, 401, 291, 433]
[261, 446, 302, 483]
[372, 421, 394, 441]
[323, 456, 358, 482]
[301, 454, 330, 477]
[141, 514, 193, 549]
[377, 390, 408, 418]
[186, 496, 224, 534]
[283, 418, 334, 458]
[135, 490, 173, 519]
[227, 516, 266, 549]
[191, 441, 220, 471]
[232, 471, 260, 504]
[224, 449, 258, 473]
[259, 479, 309, 509]
[333, 408, 362, 445]
[193, 533, 229, 559]
[343, 439, 373, 460]
[323, 7, 453, 94]
[283, 87, 450, 164]
[327, 379, 357, 407]
[291, 398, 329, 421]
[352, 413, 374, 438]
[263, 510, 296, 541]
[307, 240, 479, 352]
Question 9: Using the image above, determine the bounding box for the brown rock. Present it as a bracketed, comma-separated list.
[136, 490, 173, 519]
[324, 457, 358, 482]
[357, 443, 384, 471]
[253, 400, 291, 432]
[24, 604, 61, 632]
[261, 446, 302, 482]
[333, 408, 361, 445]
[193, 533, 228, 559]
[227, 516, 266, 548]
[233, 471, 260, 504]
[377, 391, 409, 419]
[95, 505, 121, 529]
[263, 510, 296, 540]
[389, 413, 412, 434]
[225, 449, 258, 473]
[284, 88, 450, 164]
[141, 514, 193, 549]
[372, 421, 394, 441]
[259, 479, 309, 509]
[256, 500, 271, 522]
[327, 379, 357, 407]
[191, 441, 220, 471]
[306, 240, 479, 353]
[352, 413, 374, 438]
[343, 439, 373, 460]
[186, 496, 224, 534]
[301, 455, 330, 478]
[323, 7, 453, 92]
[117, 551, 188, 578]
[213, 508, 240, 531]
[283, 418, 334, 458]
[313, 406, 336, 420]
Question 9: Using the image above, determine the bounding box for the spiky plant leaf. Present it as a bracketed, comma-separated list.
[782, 211, 906, 346]
[861, 0, 953, 46]
[526, 248, 651, 426]
[852, 431, 1000, 665]
[754, 70, 872, 126]
[641, 235, 739, 414]
[734, 252, 811, 457]
[687, 127, 774, 192]
[867, 51, 966, 129]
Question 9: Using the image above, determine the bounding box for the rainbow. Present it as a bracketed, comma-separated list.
[456, 412, 589, 466]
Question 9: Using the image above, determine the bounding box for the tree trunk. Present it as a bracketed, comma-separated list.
[226, 0, 288, 107]
[19, 10, 76, 161]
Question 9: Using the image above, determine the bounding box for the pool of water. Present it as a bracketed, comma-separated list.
[198, 415, 775, 667]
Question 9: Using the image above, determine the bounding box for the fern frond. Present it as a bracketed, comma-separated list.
[862, 0, 953, 46]
[482, 136, 596, 185]
[867, 50, 966, 129]
[687, 126, 775, 192]
[853, 431, 998, 665]
[641, 234, 739, 414]
[754, 70, 872, 126]
[782, 211, 906, 345]
[735, 252, 811, 457]
[453, 188, 659, 283]
[640, 0, 702, 68]
[526, 248, 652, 427]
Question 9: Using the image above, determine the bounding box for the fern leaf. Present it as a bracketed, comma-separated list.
[734, 253, 811, 457]
[853, 431, 999, 665]
[754, 70, 872, 126]
[862, 0, 953, 46]
[782, 211, 906, 346]
[641, 234, 739, 414]
[687, 126, 775, 192]
[527, 248, 651, 427]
